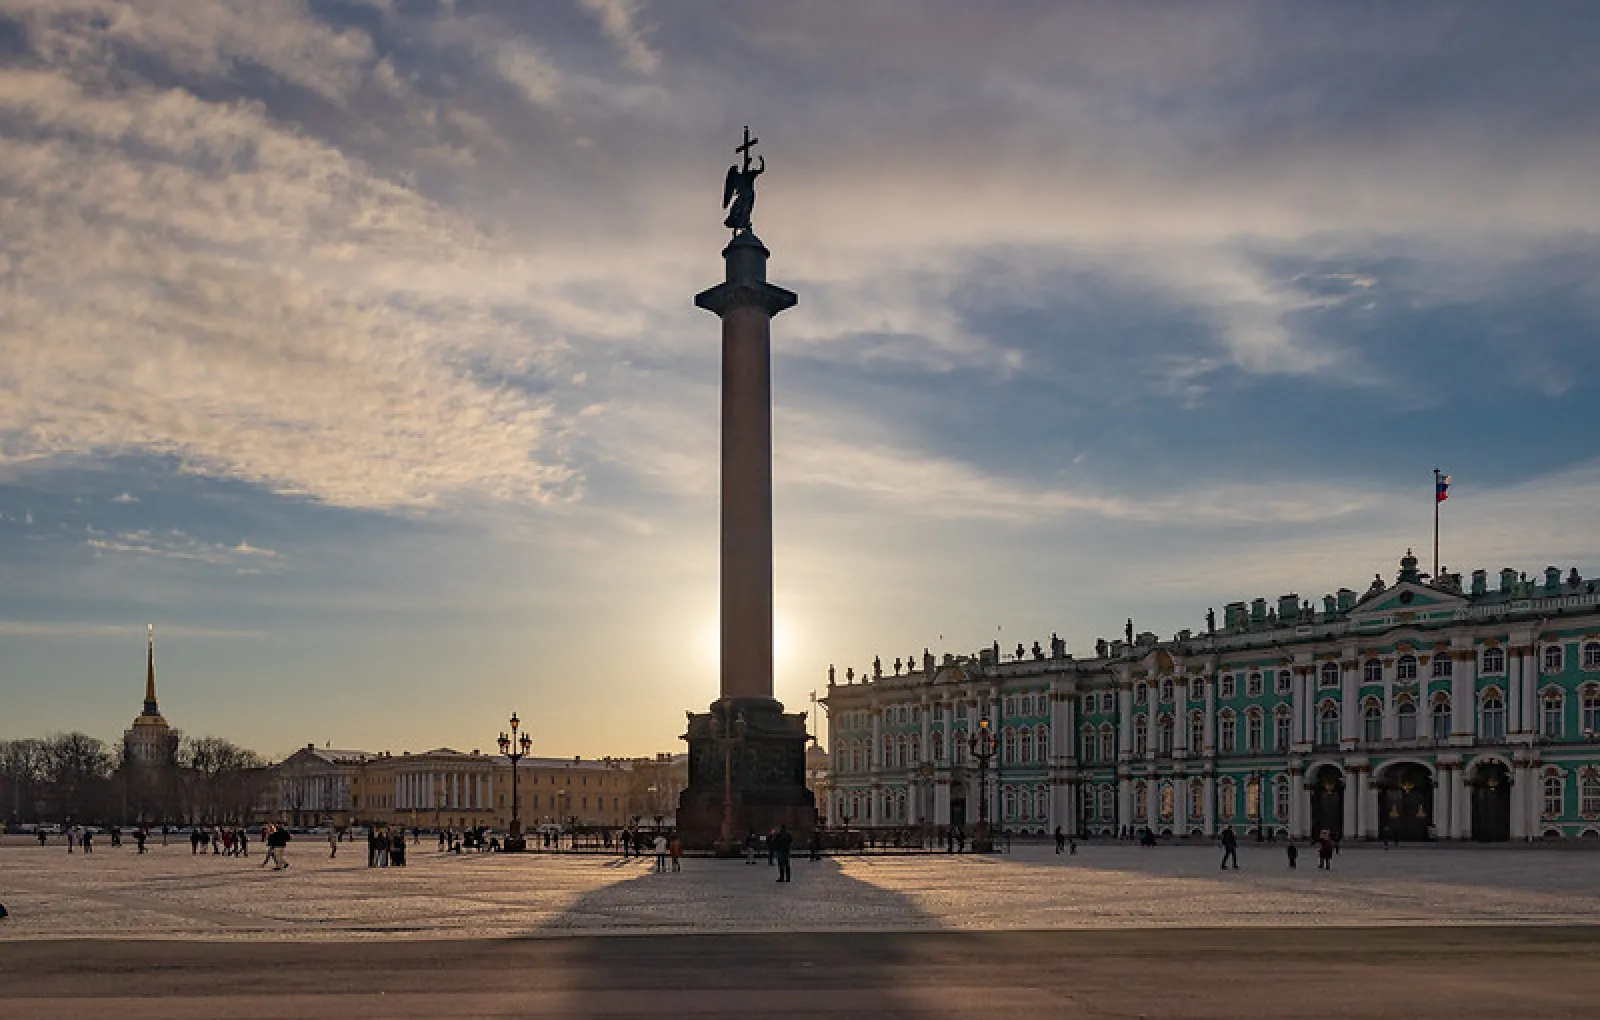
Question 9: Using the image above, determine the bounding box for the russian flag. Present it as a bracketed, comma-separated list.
[1436, 474, 1451, 503]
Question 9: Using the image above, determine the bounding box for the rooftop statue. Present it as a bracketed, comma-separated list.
[721, 126, 764, 234]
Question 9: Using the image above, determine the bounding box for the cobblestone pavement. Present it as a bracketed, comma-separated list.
[2, 839, 1597, 941]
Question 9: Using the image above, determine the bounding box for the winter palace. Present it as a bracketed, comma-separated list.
[822, 552, 1600, 842]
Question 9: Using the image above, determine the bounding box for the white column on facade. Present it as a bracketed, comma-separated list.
[1360, 769, 1378, 838]
[1452, 648, 1477, 741]
[1291, 670, 1306, 746]
[1520, 647, 1538, 738]
[1433, 768, 1451, 840]
[1117, 684, 1134, 757]
[1510, 765, 1529, 840]
[1287, 767, 1303, 838]
[1174, 679, 1190, 756]
[1203, 678, 1217, 754]
[1341, 658, 1360, 745]
[871, 709, 883, 772]
[1202, 775, 1216, 835]
[920, 699, 933, 765]
[1342, 768, 1359, 838]
[1060, 692, 1075, 761]
[1117, 778, 1132, 830]
[1382, 657, 1398, 743]
[1507, 649, 1524, 735]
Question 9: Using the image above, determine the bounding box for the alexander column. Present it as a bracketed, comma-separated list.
[679, 127, 816, 853]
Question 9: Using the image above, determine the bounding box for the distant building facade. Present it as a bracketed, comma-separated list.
[823, 552, 1600, 842]
[269, 745, 687, 831]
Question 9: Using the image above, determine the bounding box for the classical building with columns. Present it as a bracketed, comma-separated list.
[823, 552, 1600, 842]
[272, 745, 682, 831]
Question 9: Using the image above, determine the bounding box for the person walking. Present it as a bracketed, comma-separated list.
[1219, 826, 1239, 870]
[1318, 830, 1334, 870]
[1054, 826, 1066, 854]
[191, 827, 202, 855]
[808, 827, 822, 862]
[1286, 841, 1298, 869]
[135, 827, 148, 854]
[668, 833, 682, 872]
[652, 833, 667, 873]
[772, 824, 794, 883]
[329, 830, 339, 859]
[766, 827, 777, 867]
[82, 828, 94, 854]
[259, 824, 278, 868]
[237, 828, 249, 859]
[267, 824, 291, 870]
[744, 829, 758, 864]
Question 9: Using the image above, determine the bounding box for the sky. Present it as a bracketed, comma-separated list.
[1, 1, 1598, 762]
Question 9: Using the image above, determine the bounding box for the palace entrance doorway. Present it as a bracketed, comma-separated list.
[949, 793, 967, 830]
[1307, 765, 1345, 840]
[1377, 763, 1434, 841]
[1471, 761, 1512, 842]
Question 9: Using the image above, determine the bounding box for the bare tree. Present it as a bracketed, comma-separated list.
[38, 732, 115, 822]
[0, 739, 44, 823]
[179, 736, 266, 824]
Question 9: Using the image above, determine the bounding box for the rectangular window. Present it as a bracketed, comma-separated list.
[1543, 698, 1565, 738]
[1220, 675, 1237, 699]
[1247, 674, 1263, 697]
[1582, 779, 1600, 816]
[1433, 705, 1450, 740]
[1246, 715, 1263, 753]
[1543, 777, 1563, 818]
[1275, 713, 1292, 750]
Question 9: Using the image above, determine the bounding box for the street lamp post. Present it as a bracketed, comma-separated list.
[969, 716, 997, 852]
[498, 713, 532, 852]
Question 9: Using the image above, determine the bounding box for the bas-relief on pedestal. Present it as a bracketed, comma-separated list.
[677, 128, 816, 851]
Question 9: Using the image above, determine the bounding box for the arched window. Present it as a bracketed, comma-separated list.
[1276, 670, 1292, 694]
[1036, 724, 1049, 762]
[1132, 780, 1148, 821]
[1218, 711, 1237, 754]
[1432, 696, 1451, 740]
[1319, 701, 1341, 746]
[1081, 724, 1096, 763]
[1003, 728, 1017, 765]
[932, 731, 944, 762]
[1218, 778, 1237, 820]
[1432, 655, 1453, 678]
[1397, 700, 1417, 741]
[1246, 709, 1264, 753]
[1133, 715, 1148, 755]
[1397, 655, 1418, 681]
[1585, 643, 1600, 671]
[1582, 686, 1600, 734]
[1581, 770, 1600, 815]
[1364, 659, 1383, 684]
[1245, 776, 1262, 822]
[882, 735, 894, 767]
[1003, 787, 1017, 822]
[910, 735, 921, 764]
[1020, 728, 1034, 764]
[1190, 711, 1205, 751]
[1320, 662, 1342, 688]
[1273, 775, 1291, 820]
[1544, 645, 1564, 674]
[1082, 785, 1097, 820]
[1099, 785, 1114, 821]
[953, 737, 966, 765]
[1100, 723, 1116, 762]
[1542, 690, 1565, 738]
[1274, 705, 1292, 750]
[1247, 672, 1263, 697]
[1189, 779, 1204, 819]
[1480, 690, 1506, 741]
[1157, 714, 1174, 754]
[1542, 774, 1564, 818]
[1159, 780, 1174, 822]
[1482, 647, 1506, 674]
[1363, 700, 1383, 744]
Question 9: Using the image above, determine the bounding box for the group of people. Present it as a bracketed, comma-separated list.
[191, 825, 252, 857]
[363, 825, 408, 867]
[1220, 826, 1339, 870]
[52, 824, 156, 854]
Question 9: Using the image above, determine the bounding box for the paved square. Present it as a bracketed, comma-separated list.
[3, 838, 1598, 940]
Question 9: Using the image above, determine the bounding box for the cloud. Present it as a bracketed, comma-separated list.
[111, 492, 139, 503]
[85, 528, 283, 567]
[577, 0, 660, 74]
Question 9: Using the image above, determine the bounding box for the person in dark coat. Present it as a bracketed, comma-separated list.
[1054, 826, 1066, 854]
[1219, 826, 1239, 870]
[771, 825, 794, 883]
[1318, 830, 1335, 870]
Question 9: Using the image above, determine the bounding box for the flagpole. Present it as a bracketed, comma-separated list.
[1433, 468, 1440, 581]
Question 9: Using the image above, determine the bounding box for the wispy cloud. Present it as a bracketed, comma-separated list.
[578, 0, 660, 74]
[85, 528, 283, 568]
[0, 620, 264, 638]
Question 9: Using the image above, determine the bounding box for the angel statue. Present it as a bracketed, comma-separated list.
[722, 125, 764, 233]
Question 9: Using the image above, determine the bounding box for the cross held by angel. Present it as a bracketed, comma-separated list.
[722, 126, 764, 233]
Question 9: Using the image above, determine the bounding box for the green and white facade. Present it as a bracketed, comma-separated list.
[822, 552, 1600, 841]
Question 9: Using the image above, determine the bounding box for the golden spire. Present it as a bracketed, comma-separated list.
[143, 624, 159, 717]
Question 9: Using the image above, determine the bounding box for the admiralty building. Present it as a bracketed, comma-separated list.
[822, 552, 1600, 842]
